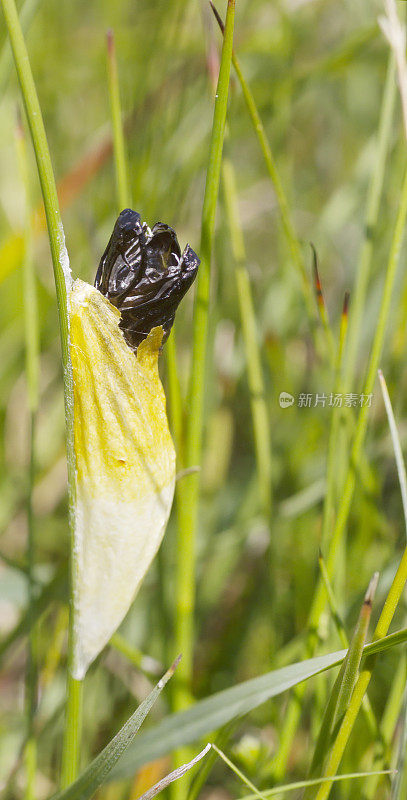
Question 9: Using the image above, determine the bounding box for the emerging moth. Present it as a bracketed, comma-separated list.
[95, 208, 200, 351]
[69, 211, 199, 679]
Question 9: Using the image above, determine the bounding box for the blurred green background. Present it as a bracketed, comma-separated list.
[1, 0, 407, 798]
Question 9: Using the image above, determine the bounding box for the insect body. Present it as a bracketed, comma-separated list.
[95, 208, 200, 351]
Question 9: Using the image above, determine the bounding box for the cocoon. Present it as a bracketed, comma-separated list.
[69, 279, 175, 679]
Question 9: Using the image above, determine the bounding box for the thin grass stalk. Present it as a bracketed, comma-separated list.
[342, 54, 397, 392]
[212, 744, 268, 800]
[210, 2, 334, 362]
[271, 158, 407, 780]
[171, 7, 235, 799]
[16, 115, 39, 800]
[312, 546, 407, 800]
[0, 0, 82, 785]
[222, 156, 272, 520]
[106, 29, 131, 211]
[173, 0, 236, 708]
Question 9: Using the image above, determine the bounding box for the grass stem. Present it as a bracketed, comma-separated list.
[0, 0, 82, 785]
[171, 5, 235, 798]
[173, 0, 236, 708]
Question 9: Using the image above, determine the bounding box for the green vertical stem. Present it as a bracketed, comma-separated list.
[16, 115, 39, 800]
[0, 0, 83, 786]
[171, 7, 235, 798]
[61, 674, 83, 786]
[106, 29, 131, 211]
[222, 156, 272, 520]
[173, 0, 236, 709]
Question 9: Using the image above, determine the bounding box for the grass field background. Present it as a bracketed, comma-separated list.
[1, 0, 407, 798]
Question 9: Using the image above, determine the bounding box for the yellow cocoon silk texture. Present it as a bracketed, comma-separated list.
[69, 279, 175, 680]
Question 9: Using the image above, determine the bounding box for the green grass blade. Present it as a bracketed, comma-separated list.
[109, 627, 407, 781]
[50, 659, 179, 800]
[174, 0, 236, 709]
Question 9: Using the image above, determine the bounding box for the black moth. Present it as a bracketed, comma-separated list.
[95, 208, 200, 351]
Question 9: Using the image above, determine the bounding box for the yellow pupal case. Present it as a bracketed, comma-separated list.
[69, 279, 175, 680]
